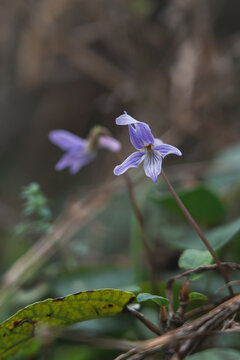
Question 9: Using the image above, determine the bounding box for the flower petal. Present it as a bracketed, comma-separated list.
[113, 151, 145, 176]
[69, 152, 95, 174]
[134, 122, 154, 146]
[116, 112, 154, 148]
[55, 152, 76, 171]
[115, 112, 139, 125]
[55, 151, 95, 174]
[154, 138, 164, 146]
[128, 122, 155, 149]
[98, 135, 121, 152]
[153, 144, 182, 158]
[143, 150, 162, 183]
[49, 130, 87, 151]
[128, 124, 145, 150]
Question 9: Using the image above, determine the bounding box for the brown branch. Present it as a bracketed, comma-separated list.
[166, 262, 240, 317]
[184, 302, 218, 321]
[126, 306, 162, 336]
[114, 294, 240, 360]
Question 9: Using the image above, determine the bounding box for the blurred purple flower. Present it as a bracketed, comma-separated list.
[113, 112, 182, 183]
[49, 127, 121, 174]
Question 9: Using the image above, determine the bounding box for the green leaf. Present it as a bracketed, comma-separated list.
[203, 219, 240, 251]
[189, 292, 208, 301]
[0, 289, 135, 359]
[186, 348, 240, 360]
[153, 186, 226, 226]
[136, 293, 169, 307]
[205, 143, 240, 190]
[179, 249, 213, 270]
[163, 218, 240, 251]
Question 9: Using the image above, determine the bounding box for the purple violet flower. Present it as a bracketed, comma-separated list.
[49, 127, 121, 174]
[113, 112, 182, 183]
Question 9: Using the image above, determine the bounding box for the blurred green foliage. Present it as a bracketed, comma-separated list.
[15, 183, 52, 238]
[186, 348, 240, 360]
[153, 186, 226, 226]
[2, 143, 240, 359]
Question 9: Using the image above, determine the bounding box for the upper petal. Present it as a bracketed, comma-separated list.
[153, 144, 182, 158]
[134, 122, 154, 146]
[128, 124, 145, 150]
[115, 112, 139, 125]
[143, 150, 162, 183]
[113, 151, 145, 176]
[49, 130, 87, 151]
[116, 112, 155, 148]
[98, 135, 121, 152]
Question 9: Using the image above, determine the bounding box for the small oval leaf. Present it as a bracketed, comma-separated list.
[137, 293, 169, 307]
[0, 289, 135, 359]
[189, 292, 208, 301]
[179, 249, 213, 270]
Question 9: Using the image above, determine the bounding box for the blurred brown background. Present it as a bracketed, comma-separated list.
[1, 0, 240, 220]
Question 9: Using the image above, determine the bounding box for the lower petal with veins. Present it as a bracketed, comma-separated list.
[143, 150, 162, 183]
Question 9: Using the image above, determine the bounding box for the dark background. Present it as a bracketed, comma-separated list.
[1, 0, 240, 211]
[0, 1, 240, 358]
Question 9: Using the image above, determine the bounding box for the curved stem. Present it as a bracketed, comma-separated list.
[161, 169, 234, 297]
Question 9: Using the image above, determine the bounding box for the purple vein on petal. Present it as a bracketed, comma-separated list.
[114, 151, 145, 176]
[128, 125, 145, 150]
[153, 144, 182, 158]
[135, 123, 154, 146]
[143, 151, 162, 183]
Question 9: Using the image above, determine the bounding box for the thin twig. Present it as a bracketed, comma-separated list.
[184, 303, 217, 321]
[166, 262, 240, 317]
[216, 280, 240, 293]
[161, 169, 234, 297]
[126, 305, 162, 336]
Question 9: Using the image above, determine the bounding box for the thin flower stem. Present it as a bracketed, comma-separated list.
[123, 172, 158, 294]
[161, 169, 234, 297]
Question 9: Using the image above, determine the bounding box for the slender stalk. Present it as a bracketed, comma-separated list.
[126, 305, 162, 336]
[123, 172, 158, 294]
[161, 169, 234, 297]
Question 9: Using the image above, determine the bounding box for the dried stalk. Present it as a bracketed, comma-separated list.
[114, 294, 240, 360]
